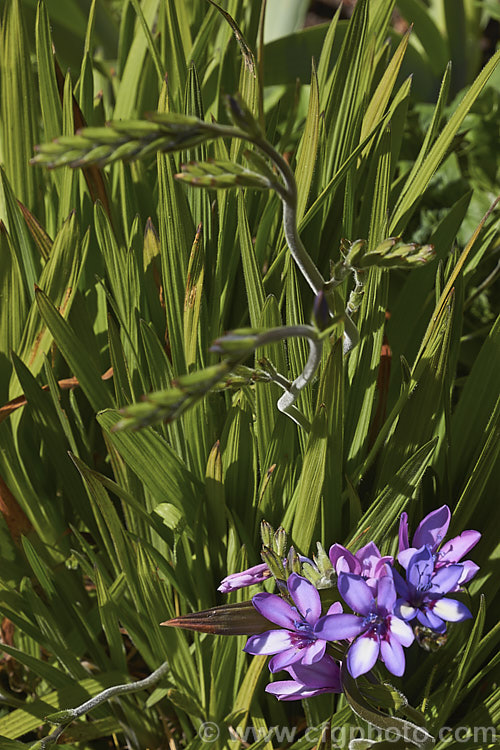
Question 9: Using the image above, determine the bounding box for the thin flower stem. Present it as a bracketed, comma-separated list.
[254, 137, 326, 295]
[276, 335, 323, 428]
[40, 661, 170, 749]
[251, 325, 324, 429]
[342, 310, 360, 354]
[252, 135, 360, 355]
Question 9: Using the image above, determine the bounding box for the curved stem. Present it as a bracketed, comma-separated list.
[276, 335, 323, 427]
[209, 127, 360, 360]
[254, 138, 326, 295]
[342, 312, 360, 354]
[41, 661, 170, 749]
[253, 136, 360, 357]
[249, 325, 323, 429]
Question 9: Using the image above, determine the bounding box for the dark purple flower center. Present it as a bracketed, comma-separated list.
[362, 611, 390, 639]
[291, 619, 316, 646]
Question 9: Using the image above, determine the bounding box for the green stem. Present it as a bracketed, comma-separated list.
[40, 661, 170, 749]
[254, 137, 326, 295]
[252, 136, 360, 355]
[252, 325, 324, 430]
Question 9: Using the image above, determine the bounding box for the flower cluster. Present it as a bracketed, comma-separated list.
[218, 506, 480, 700]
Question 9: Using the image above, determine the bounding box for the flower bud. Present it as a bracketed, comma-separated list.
[313, 290, 331, 331]
[260, 520, 274, 549]
[261, 546, 286, 582]
[225, 94, 263, 138]
[273, 526, 287, 557]
[344, 238, 367, 268]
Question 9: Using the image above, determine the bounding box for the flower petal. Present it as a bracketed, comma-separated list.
[457, 560, 479, 585]
[287, 573, 321, 624]
[394, 599, 417, 621]
[412, 505, 450, 550]
[244, 630, 294, 655]
[251, 592, 295, 629]
[265, 681, 331, 701]
[315, 613, 364, 640]
[416, 608, 446, 633]
[399, 512, 409, 552]
[374, 556, 394, 577]
[407, 546, 434, 589]
[380, 637, 406, 677]
[289, 654, 341, 690]
[388, 616, 415, 647]
[356, 542, 382, 577]
[357, 541, 382, 560]
[392, 568, 411, 599]
[377, 572, 396, 615]
[218, 563, 269, 592]
[432, 598, 472, 622]
[338, 573, 373, 615]
[329, 544, 360, 574]
[398, 547, 418, 570]
[438, 531, 481, 563]
[347, 635, 379, 678]
[302, 639, 326, 665]
[265, 680, 306, 700]
[428, 565, 463, 595]
[269, 646, 303, 672]
[326, 601, 343, 616]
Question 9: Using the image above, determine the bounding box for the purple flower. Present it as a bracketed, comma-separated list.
[398, 506, 480, 589]
[329, 542, 393, 591]
[315, 570, 414, 678]
[394, 546, 472, 633]
[218, 563, 270, 593]
[243, 574, 341, 672]
[265, 654, 341, 700]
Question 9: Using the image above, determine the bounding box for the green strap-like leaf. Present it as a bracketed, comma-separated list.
[34, 286, 112, 412]
[97, 409, 201, 521]
[390, 48, 500, 234]
[348, 438, 437, 547]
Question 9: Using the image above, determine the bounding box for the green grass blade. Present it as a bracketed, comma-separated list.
[0, 224, 28, 394]
[1, 0, 40, 210]
[97, 409, 201, 522]
[390, 48, 500, 234]
[34, 289, 112, 412]
[0, 167, 39, 298]
[237, 191, 265, 327]
[12, 212, 83, 389]
[255, 295, 287, 468]
[35, 0, 63, 145]
[348, 437, 438, 548]
[183, 224, 205, 371]
[295, 59, 320, 224]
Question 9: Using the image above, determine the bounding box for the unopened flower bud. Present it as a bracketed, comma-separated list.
[273, 526, 287, 557]
[260, 520, 274, 549]
[261, 546, 286, 581]
[344, 238, 367, 268]
[313, 291, 331, 331]
[287, 546, 302, 574]
[225, 94, 262, 138]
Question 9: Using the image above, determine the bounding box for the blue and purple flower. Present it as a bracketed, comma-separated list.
[394, 546, 472, 633]
[315, 569, 414, 678]
[244, 573, 342, 672]
[398, 505, 480, 589]
[218, 563, 271, 593]
[329, 541, 393, 591]
[265, 654, 341, 700]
